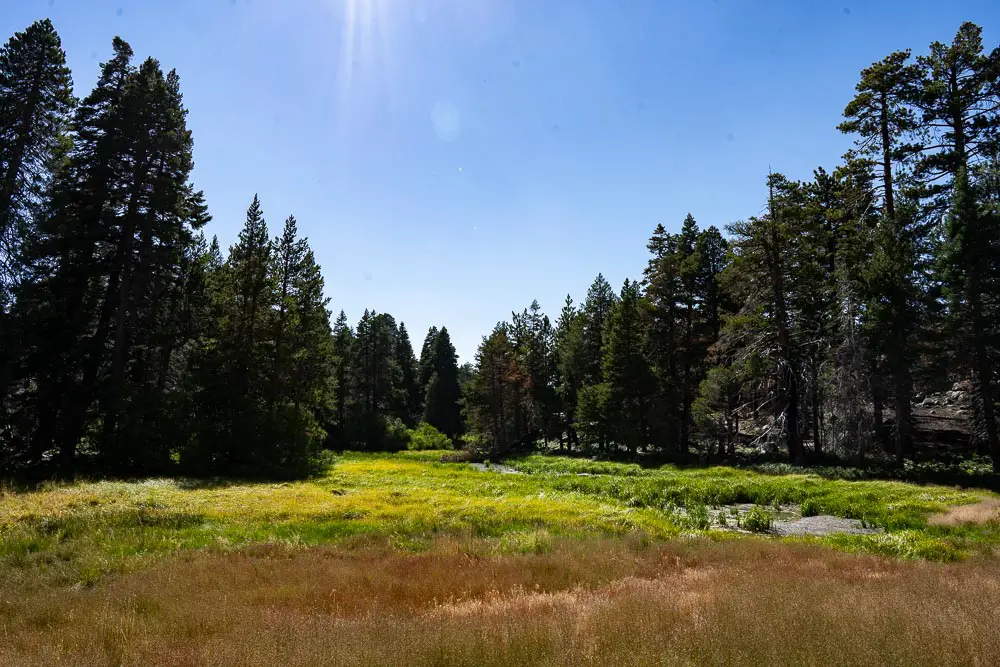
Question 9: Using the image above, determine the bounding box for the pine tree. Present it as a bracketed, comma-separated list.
[271, 215, 307, 403]
[394, 322, 421, 426]
[946, 167, 1000, 470]
[553, 295, 583, 449]
[910, 23, 1000, 212]
[643, 223, 683, 451]
[229, 195, 274, 398]
[909, 23, 1000, 467]
[423, 327, 462, 438]
[418, 326, 439, 395]
[511, 300, 557, 444]
[6, 38, 135, 472]
[840, 49, 922, 460]
[676, 214, 705, 454]
[330, 310, 354, 445]
[603, 279, 654, 455]
[724, 174, 806, 463]
[189, 195, 274, 472]
[0, 19, 74, 307]
[98, 60, 198, 468]
[346, 310, 402, 449]
[643, 216, 722, 455]
[468, 323, 524, 455]
[579, 274, 616, 386]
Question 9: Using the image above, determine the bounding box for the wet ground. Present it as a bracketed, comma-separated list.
[468, 463, 882, 537]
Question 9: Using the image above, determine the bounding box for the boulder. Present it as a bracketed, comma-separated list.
[953, 380, 973, 393]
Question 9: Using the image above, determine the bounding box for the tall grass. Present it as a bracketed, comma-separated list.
[3, 537, 1000, 666]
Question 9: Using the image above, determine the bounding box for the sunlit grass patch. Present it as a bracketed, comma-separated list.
[1, 450, 998, 590]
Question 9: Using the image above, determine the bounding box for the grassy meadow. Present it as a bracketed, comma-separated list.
[3, 451, 1000, 665]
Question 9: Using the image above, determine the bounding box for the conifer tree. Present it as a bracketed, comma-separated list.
[553, 295, 584, 449]
[603, 279, 654, 455]
[8, 38, 135, 472]
[423, 327, 462, 438]
[330, 310, 354, 444]
[394, 322, 421, 426]
[468, 323, 524, 455]
[418, 326, 439, 394]
[0, 19, 74, 307]
[840, 50, 922, 459]
[579, 274, 616, 386]
[724, 174, 806, 463]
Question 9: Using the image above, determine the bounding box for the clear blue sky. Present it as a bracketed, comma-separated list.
[3, 1, 999, 361]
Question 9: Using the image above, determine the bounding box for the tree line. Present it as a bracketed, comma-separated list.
[466, 21, 1000, 473]
[2, 19, 1000, 478]
[0, 20, 463, 478]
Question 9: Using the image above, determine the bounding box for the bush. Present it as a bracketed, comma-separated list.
[682, 503, 711, 530]
[801, 498, 820, 517]
[385, 417, 412, 451]
[407, 423, 454, 451]
[740, 505, 774, 533]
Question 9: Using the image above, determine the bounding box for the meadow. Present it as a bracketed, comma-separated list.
[3, 451, 1000, 665]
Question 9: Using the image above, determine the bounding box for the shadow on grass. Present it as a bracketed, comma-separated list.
[510, 446, 1000, 491]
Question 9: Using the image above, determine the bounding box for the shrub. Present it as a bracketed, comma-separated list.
[682, 503, 711, 530]
[801, 498, 820, 517]
[384, 417, 412, 451]
[741, 505, 774, 533]
[407, 423, 454, 451]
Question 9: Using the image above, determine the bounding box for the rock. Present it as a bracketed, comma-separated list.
[921, 397, 938, 407]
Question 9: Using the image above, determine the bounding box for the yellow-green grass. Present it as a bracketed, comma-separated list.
[1, 451, 998, 590]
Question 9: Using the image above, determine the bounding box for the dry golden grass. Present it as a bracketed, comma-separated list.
[929, 499, 1000, 527]
[3, 536, 1000, 666]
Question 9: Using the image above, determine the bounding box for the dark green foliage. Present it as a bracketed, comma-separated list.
[395, 323, 422, 427]
[512, 300, 558, 444]
[0, 19, 74, 307]
[643, 217, 729, 456]
[575, 382, 611, 452]
[418, 326, 439, 392]
[603, 279, 653, 455]
[468, 323, 527, 455]
[186, 196, 332, 477]
[579, 274, 616, 387]
[554, 295, 584, 449]
[330, 310, 354, 445]
[423, 327, 462, 438]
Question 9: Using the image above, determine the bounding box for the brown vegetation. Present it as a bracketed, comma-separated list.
[928, 499, 1000, 527]
[3, 536, 1000, 666]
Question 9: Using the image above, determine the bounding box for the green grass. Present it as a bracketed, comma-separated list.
[1, 450, 998, 587]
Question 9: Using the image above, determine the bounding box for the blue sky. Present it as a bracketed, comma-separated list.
[3, 1, 999, 361]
